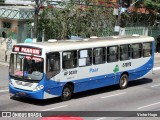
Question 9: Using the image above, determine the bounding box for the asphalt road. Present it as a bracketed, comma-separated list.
[0, 54, 160, 120]
[0, 65, 8, 89]
[0, 70, 160, 120]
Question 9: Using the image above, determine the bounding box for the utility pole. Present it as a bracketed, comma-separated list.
[114, 0, 120, 34]
[116, 0, 120, 26]
[33, 0, 40, 42]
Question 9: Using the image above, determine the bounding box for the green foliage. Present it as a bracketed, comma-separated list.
[143, 0, 160, 11]
[0, 0, 4, 4]
[120, 12, 156, 27]
[119, 0, 160, 27]
[38, 3, 115, 40]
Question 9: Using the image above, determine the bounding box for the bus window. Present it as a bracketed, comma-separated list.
[132, 43, 142, 59]
[120, 44, 130, 61]
[143, 42, 152, 57]
[9, 54, 44, 81]
[78, 49, 92, 67]
[63, 51, 77, 69]
[107, 46, 118, 62]
[46, 52, 60, 79]
[93, 47, 106, 65]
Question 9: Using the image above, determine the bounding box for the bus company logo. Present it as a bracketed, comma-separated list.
[122, 62, 131, 67]
[113, 65, 119, 73]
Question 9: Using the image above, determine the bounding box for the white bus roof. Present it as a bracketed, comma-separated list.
[16, 35, 154, 53]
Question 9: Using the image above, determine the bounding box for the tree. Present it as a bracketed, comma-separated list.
[119, 0, 160, 27]
[143, 0, 160, 12]
[0, 0, 4, 4]
[38, 2, 115, 40]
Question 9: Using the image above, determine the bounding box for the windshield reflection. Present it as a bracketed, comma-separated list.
[9, 54, 43, 81]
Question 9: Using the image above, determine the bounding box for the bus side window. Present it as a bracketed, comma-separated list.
[63, 51, 77, 69]
[107, 46, 118, 62]
[120, 44, 130, 61]
[132, 43, 142, 59]
[93, 47, 106, 65]
[78, 49, 92, 67]
[46, 52, 60, 79]
[143, 42, 152, 57]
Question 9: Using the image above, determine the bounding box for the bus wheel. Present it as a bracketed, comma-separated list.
[119, 74, 128, 89]
[61, 84, 73, 101]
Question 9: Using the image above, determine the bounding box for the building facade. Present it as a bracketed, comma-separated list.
[0, 0, 35, 62]
[0, 6, 34, 43]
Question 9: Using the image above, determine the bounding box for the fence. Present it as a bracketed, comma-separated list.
[119, 27, 148, 36]
[148, 26, 160, 39]
[148, 26, 160, 52]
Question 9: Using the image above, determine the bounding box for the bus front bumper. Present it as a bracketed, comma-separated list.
[9, 85, 44, 99]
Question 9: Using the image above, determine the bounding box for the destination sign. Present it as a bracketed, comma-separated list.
[13, 46, 41, 55]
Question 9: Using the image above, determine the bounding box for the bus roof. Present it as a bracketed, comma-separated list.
[16, 35, 154, 53]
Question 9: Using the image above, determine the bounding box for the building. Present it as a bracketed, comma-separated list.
[0, 0, 35, 62]
[0, 0, 34, 43]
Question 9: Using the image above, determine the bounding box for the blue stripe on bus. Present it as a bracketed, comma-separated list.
[9, 57, 153, 99]
[44, 57, 153, 97]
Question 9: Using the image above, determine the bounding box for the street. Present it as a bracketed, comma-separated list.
[0, 54, 160, 120]
[0, 65, 8, 89]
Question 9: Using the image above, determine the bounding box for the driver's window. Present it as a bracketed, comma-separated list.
[46, 52, 60, 79]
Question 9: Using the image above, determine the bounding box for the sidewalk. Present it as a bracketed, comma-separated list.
[154, 53, 160, 67]
[0, 37, 17, 66]
[1, 53, 160, 67]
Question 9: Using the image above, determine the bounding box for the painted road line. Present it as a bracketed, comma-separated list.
[138, 101, 160, 110]
[41, 105, 68, 111]
[101, 92, 126, 99]
[95, 117, 106, 120]
[153, 67, 160, 71]
[151, 84, 160, 88]
[0, 89, 9, 93]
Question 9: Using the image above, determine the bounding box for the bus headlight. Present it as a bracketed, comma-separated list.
[9, 80, 13, 86]
[33, 85, 44, 91]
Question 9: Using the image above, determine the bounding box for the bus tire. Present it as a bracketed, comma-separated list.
[119, 74, 128, 89]
[61, 84, 73, 101]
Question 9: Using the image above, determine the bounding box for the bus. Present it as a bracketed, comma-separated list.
[9, 35, 154, 101]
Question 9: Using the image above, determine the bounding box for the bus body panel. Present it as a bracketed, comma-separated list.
[43, 56, 153, 97]
[9, 79, 44, 99]
[9, 85, 44, 99]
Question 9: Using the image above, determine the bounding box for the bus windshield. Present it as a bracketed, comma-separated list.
[9, 54, 44, 81]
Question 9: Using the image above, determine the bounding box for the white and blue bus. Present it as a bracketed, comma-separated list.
[9, 35, 154, 100]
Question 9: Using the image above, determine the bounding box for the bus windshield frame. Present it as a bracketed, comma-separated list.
[9, 53, 44, 81]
